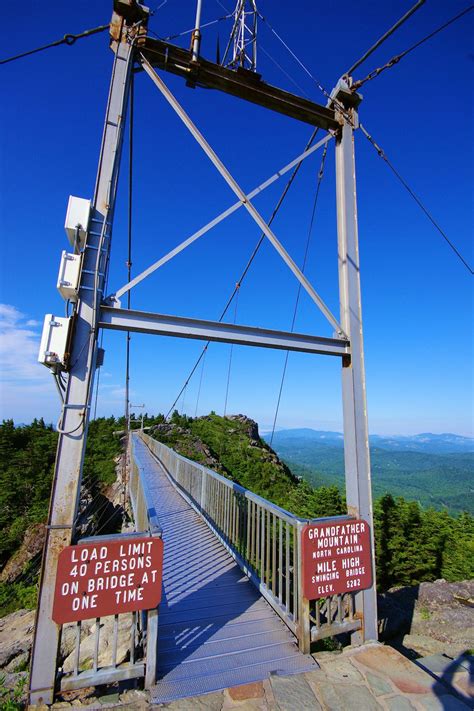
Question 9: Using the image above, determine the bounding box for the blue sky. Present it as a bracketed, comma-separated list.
[0, 0, 472, 436]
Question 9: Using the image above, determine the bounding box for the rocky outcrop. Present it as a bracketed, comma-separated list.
[378, 579, 474, 658]
[61, 614, 134, 673]
[0, 608, 35, 671]
[0, 523, 46, 584]
[74, 453, 126, 540]
[0, 449, 129, 680]
[151, 423, 230, 477]
[226, 414, 260, 443]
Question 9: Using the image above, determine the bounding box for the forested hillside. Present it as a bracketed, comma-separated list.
[152, 412, 474, 590]
[151, 412, 345, 519]
[0, 417, 122, 616]
[0, 413, 472, 620]
[266, 430, 474, 515]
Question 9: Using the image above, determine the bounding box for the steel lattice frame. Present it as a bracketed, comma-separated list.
[29, 2, 377, 704]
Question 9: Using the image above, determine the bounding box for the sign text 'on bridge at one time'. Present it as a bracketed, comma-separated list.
[52, 536, 164, 624]
[301, 519, 372, 599]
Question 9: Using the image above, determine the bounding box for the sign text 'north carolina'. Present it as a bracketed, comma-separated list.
[301, 519, 372, 599]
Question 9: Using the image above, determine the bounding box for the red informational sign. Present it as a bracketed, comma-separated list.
[301, 519, 372, 600]
[52, 536, 164, 624]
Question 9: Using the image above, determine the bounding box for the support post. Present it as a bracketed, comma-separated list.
[191, 0, 203, 62]
[144, 608, 159, 687]
[295, 521, 311, 653]
[28, 26, 136, 706]
[335, 106, 378, 643]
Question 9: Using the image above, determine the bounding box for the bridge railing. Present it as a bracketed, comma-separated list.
[139, 432, 361, 652]
[58, 435, 161, 694]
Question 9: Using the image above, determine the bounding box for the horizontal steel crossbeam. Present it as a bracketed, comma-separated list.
[99, 306, 350, 357]
[140, 38, 340, 131]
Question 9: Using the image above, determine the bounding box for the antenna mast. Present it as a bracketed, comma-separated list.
[222, 0, 258, 71]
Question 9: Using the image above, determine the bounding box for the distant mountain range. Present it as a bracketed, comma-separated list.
[264, 429, 474, 454]
[263, 429, 474, 515]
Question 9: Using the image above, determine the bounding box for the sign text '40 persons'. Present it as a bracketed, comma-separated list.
[301, 519, 372, 599]
[52, 536, 164, 624]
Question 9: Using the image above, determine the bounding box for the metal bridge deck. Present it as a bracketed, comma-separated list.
[132, 436, 317, 703]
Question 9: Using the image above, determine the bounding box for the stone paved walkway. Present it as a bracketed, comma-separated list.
[46, 642, 472, 710]
[152, 644, 472, 711]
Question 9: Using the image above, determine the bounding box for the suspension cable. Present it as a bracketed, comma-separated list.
[213, 0, 350, 119]
[165, 127, 321, 419]
[125, 73, 134, 431]
[259, 44, 310, 99]
[223, 286, 239, 416]
[150, 0, 169, 14]
[270, 142, 329, 445]
[149, 13, 232, 43]
[166, 350, 207, 420]
[194, 346, 208, 417]
[360, 124, 473, 275]
[353, 5, 474, 89]
[256, 11, 333, 104]
[0, 24, 109, 65]
[252, 10, 354, 124]
[346, 0, 426, 76]
[180, 385, 187, 415]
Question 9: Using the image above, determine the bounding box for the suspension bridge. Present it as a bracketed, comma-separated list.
[56, 427, 363, 702]
[131, 432, 319, 702]
[6, 0, 469, 705]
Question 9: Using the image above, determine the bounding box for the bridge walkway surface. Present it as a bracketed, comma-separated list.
[132, 436, 317, 704]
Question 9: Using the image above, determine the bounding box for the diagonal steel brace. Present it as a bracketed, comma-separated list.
[112, 133, 332, 301]
[140, 54, 346, 338]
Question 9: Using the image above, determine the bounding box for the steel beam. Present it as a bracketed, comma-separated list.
[335, 104, 378, 643]
[140, 37, 340, 131]
[99, 306, 350, 357]
[28, 34, 135, 707]
[141, 56, 345, 338]
[112, 133, 332, 301]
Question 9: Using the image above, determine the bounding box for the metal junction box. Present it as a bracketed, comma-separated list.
[38, 315, 72, 370]
[65, 196, 91, 251]
[57, 251, 81, 302]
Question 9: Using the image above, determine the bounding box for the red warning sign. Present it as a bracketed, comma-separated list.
[301, 519, 372, 600]
[52, 536, 164, 624]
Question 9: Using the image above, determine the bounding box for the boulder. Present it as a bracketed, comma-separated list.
[60, 619, 95, 658]
[0, 524, 46, 584]
[61, 614, 133, 673]
[378, 580, 474, 658]
[0, 608, 35, 669]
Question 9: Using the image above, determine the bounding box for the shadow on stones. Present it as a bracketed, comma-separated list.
[378, 586, 473, 708]
[377, 585, 420, 659]
[418, 651, 473, 709]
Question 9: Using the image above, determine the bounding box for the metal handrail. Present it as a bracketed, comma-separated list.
[128, 432, 161, 686]
[129, 433, 162, 536]
[139, 431, 361, 651]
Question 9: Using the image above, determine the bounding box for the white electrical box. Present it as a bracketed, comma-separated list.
[57, 251, 81, 302]
[38, 315, 72, 370]
[65, 196, 91, 251]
